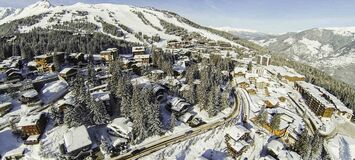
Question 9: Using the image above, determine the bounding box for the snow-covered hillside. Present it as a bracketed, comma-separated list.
[215, 26, 272, 40]
[0, 0, 245, 48]
[0, 7, 21, 20]
[251, 28, 355, 87]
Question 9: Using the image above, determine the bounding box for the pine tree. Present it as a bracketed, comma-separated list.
[294, 129, 310, 158]
[120, 79, 133, 118]
[270, 114, 282, 131]
[221, 90, 230, 110]
[87, 62, 97, 87]
[131, 86, 147, 144]
[89, 99, 110, 125]
[247, 61, 253, 72]
[170, 113, 176, 132]
[53, 50, 61, 71]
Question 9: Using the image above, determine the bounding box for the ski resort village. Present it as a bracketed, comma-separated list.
[0, 1, 355, 160]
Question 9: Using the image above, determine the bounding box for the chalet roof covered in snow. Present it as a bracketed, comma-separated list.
[59, 67, 76, 75]
[3, 147, 25, 159]
[227, 139, 249, 152]
[0, 102, 12, 109]
[27, 61, 37, 67]
[22, 89, 38, 98]
[133, 54, 150, 59]
[41, 80, 68, 104]
[132, 46, 145, 53]
[278, 150, 301, 160]
[256, 77, 269, 83]
[64, 125, 92, 154]
[267, 139, 285, 154]
[131, 76, 150, 86]
[235, 77, 249, 84]
[17, 113, 43, 127]
[109, 117, 133, 135]
[91, 91, 110, 102]
[227, 125, 250, 141]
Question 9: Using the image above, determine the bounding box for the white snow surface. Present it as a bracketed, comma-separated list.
[299, 38, 322, 56]
[0, 1, 244, 48]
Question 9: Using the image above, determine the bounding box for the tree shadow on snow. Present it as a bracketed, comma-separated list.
[201, 149, 227, 160]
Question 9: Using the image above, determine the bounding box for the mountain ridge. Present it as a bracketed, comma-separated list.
[0, 0, 256, 51]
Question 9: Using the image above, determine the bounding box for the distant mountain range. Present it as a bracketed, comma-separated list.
[220, 27, 355, 87]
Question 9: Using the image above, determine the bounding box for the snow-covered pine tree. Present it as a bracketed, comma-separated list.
[89, 98, 110, 125]
[131, 86, 147, 144]
[142, 88, 163, 136]
[170, 112, 176, 132]
[120, 77, 133, 118]
[221, 90, 230, 110]
[87, 62, 97, 87]
[270, 113, 282, 131]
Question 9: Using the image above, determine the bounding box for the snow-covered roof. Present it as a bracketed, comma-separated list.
[132, 46, 145, 52]
[59, 67, 76, 75]
[112, 137, 128, 147]
[131, 76, 150, 86]
[22, 89, 38, 98]
[227, 125, 250, 141]
[64, 125, 92, 154]
[3, 147, 25, 158]
[256, 77, 269, 83]
[265, 65, 305, 78]
[34, 54, 51, 59]
[109, 117, 133, 136]
[172, 101, 190, 112]
[278, 150, 301, 160]
[17, 113, 43, 127]
[91, 91, 110, 102]
[150, 69, 164, 74]
[41, 80, 68, 104]
[27, 61, 37, 67]
[245, 73, 258, 79]
[296, 81, 339, 109]
[134, 54, 150, 59]
[267, 140, 284, 154]
[228, 139, 249, 152]
[0, 102, 12, 109]
[27, 134, 40, 141]
[235, 77, 249, 84]
[258, 155, 277, 160]
[178, 112, 195, 123]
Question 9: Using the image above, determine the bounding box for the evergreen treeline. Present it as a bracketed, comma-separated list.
[132, 11, 162, 31]
[182, 55, 233, 117]
[109, 61, 164, 144]
[51, 21, 99, 33]
[272, 55, 355, 119]
[101, 21, 124, 37]
[0, 12, 50, 35]
[64, 72, 110, 127]
[0, 30, 136, 60]
[159, 19, 187, 36]
[158, 9, 266, 52]
[151, 49, 174, 76]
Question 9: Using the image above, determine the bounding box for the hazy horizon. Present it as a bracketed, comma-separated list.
[1, 0, 355, 34]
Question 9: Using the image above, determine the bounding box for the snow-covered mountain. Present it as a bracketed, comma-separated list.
[215, 26, 272, 40]
[253, 28, 355, 87]
[0, 7, 21, 20]
[0, 0, 248, 49]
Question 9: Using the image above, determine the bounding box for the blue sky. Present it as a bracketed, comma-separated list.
[1, 0, 355, 33]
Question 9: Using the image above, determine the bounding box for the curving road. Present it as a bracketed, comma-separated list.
[112, 88, 248, 160]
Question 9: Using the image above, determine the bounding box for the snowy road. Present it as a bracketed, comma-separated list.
[112, 88, 248, 160]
